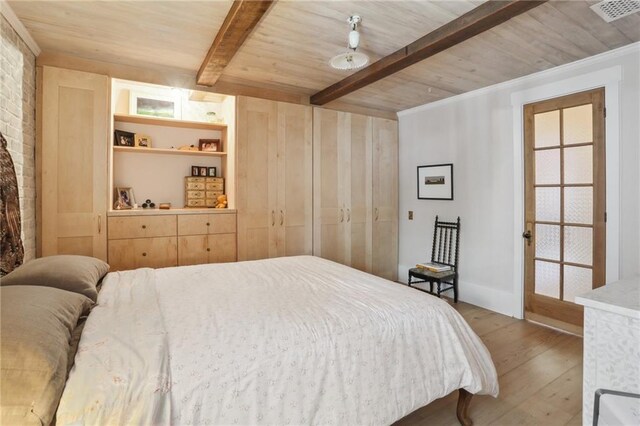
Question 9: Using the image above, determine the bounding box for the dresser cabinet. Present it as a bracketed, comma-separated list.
[177, 213, 237, 265]
[236, 97, 313, 261]
[38, 66, 109, 260]
[107, 211, 236, 271]
[313, 108, 398, 280]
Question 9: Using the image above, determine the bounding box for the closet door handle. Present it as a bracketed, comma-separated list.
[280, 210, 284, 226]
[271, 210, 275, 226]
[98, 215, 102, 234]
[346, 209, 351, 222]
[374, 208, 379, 221]
[340, 208, 344, 223]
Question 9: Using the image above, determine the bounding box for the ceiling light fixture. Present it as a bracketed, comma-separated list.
[330, 15, 369, 71]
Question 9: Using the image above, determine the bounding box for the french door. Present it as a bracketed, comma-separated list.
[523, 88, 606, 330]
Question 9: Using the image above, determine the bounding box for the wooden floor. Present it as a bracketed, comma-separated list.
[395, 300, 583, 426]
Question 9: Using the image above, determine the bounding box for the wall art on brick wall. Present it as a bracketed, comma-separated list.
[0, 131, 24, 275]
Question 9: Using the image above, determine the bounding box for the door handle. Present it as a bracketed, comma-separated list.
[271, 210, 275, 227]
[98, 215, 102, 234]
[340, 208, 344, 223]
[374, 208, 379, 221]
[346, 208, 351, 222]
[280, 210, 284, 226]
[522, 230, 532, 246]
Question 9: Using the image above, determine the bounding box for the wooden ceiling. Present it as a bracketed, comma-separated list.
[9, 1, 640, 113]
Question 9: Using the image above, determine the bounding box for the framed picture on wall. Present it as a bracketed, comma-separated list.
[129, 91, 181, 119]
[417, 164, 453, 200]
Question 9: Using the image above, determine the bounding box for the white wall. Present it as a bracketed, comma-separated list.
[398, 43, 640, 317]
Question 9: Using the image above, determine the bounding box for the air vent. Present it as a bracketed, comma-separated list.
[590, 0, 640, 23]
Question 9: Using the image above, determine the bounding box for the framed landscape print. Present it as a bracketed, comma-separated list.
[129, 91, 181, 119]
[417, 163, 453, 200]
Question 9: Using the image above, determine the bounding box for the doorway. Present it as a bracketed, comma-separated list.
[523, 88, 606, 332]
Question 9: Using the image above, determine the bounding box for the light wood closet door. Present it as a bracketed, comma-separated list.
[40, 67, 109, 260]
[276, 102, 313, 256]
[313, 108, 347, 264]
[371, 118, 399, 281]
[236, 97, 278, 260]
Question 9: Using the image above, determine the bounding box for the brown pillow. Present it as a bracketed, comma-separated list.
[0, 255, 109, 301]
[0, 286, 92, 425]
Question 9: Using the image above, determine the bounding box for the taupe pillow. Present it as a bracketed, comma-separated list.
[0, 285, 92, 425]
[1, 255, 109, 301]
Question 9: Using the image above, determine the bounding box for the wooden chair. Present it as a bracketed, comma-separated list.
[408, 216, 461, 302]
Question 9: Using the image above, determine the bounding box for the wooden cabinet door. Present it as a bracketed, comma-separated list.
[178, 235, 209, 266]
[208, 213, 236, 235]
[177, 214, 209, 236]
[347, 113, 373, 273]
[236, 97, 278, 260]
[371, 118, 399, 281]
[313, 108, 347, 264]
[108, 237, 177, 271]
[208, 234, 237, 263]
[40, 67, 109, 260]
[276, 102, 313, 257]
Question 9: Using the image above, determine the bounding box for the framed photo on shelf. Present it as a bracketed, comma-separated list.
[199, 139, 221, 152]
[199, 167, 208, 177]
[129, 91, 180, 119]
[207, 167, 217, 177]
[114, 130, 135, 147]
[114, 187, 135, 210]
[134, 134, 152, 148]
[191, 166, 200, 177]
[417, 163, 454, 200]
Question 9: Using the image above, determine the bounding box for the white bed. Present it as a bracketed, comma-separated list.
[57, 256, 498, 425]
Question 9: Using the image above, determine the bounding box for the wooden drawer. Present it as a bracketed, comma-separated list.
[186, 181, 205, 190]
[186, 177, 206, 183]
[205, 182, 224, 191]
[178, 235, 209, 266]
[178, 213, 237, 235]
[205, 177, 224, 184]
[186, 199, 206, 207]
[108, 215, 176, 239]
[108, 237, 177, 271]
[186, 190, 206, 199]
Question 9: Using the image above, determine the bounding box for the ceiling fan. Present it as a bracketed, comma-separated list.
[330, 15, 369, 71]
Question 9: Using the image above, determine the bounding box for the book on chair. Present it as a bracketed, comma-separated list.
[416, 262, 451, 272]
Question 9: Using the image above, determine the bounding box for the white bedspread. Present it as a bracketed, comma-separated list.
[57, 256, 498, 425]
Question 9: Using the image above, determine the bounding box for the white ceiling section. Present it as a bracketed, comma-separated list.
[8, 0, 640, 112]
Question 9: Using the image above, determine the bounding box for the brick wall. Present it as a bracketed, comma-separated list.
[1, 14, 36, 262]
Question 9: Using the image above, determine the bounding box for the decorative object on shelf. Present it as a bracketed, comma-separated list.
[114, 187, 135, 209]
[178, 145, 199, 151]
[141, 199, 156, 209]
[417, 163, 454, 200]
[207, 167, 217, 177]
[215, 194, 228, 209]
[184, 176, 224, 208]
[159, 203, 171, 210]
[199, 138, 221, 152]
[114, 130, 135, 147]
[134, 134, 152, 148]
[191, 166, 200, 176]
[129, 91, 180, 119]
[199, 167, 207, 177]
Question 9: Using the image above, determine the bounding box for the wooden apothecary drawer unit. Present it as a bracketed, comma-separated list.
[177, 213, 237, 266]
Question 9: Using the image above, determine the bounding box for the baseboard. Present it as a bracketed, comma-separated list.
[398, 264, 516, 317]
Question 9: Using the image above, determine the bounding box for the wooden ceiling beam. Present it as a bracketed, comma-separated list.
[197, 0, 274, 86]
[310, 0, 547, 105]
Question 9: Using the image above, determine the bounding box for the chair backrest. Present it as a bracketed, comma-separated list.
[430, 216, 461, 268]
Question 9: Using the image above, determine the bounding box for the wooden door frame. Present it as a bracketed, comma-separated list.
[510, 67, 622, 319]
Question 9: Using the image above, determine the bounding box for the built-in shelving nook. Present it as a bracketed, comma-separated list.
[110, 79, 235, 211]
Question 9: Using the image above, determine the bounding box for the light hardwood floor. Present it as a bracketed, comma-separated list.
[395, 300, 583, 426]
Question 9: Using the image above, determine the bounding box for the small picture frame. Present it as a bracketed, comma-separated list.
[114, 187, 135, 210]
[207, 167, 217, 177]
[417, 163, 454, 200]
[134, 134, 152, 148]
[129, 91, 180, 119]
[191, 166, 200, 177]
[199, 167, 208, 177]
[114, 130, 135, 147]
[199, 139, 221, 152]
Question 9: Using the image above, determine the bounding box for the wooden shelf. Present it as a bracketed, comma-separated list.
[113, 146, 226, 157]
[114, 114, 227, 131]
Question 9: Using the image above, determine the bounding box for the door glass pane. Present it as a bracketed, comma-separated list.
[563, 265, 592, 302]
[534, 111, 560, 148]
[535, 149, 560, 185]
[536, 187, 560, 222]
[564, 145, 593, 184]
[564, 187, 593, 224]
[564, 226, 593, 265]
[536, 224, 560, 261]
[535, 260, 559, 299]
[563, 104, 592, 145]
